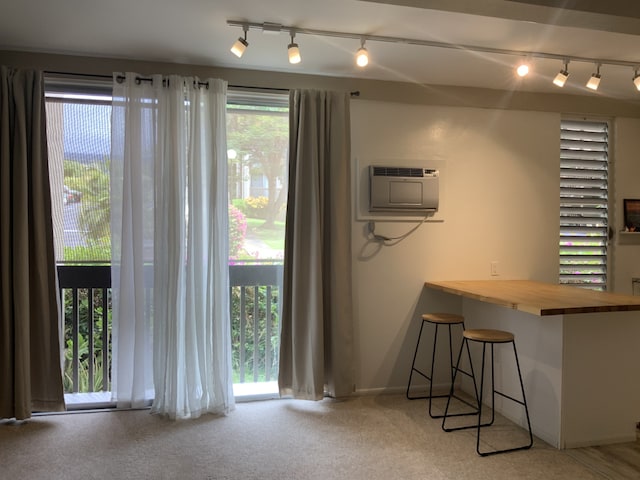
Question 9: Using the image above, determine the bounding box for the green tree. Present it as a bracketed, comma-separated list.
[227, 108, 288, 226]
[78, 160, 110, 249]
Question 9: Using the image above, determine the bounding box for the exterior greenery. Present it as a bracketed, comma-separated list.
[227, 106, 288, 226]
[62, 287, 111, 393]
[64, 159, 111, 259]
[230, 284, 280, 383]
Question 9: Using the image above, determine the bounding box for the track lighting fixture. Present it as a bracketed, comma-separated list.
[516, 60, 530, 77]
[586, 64, 601, 90]
[553, 60, 570, 87]
[228, 20, 640, 93]
[356, 39, 369, 68]
[230, 26, 249, 58]
[288, 32, 301, 64]
[633, 69, 640, 91]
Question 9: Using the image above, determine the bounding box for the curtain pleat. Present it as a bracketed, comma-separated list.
[0, 66, 65, 419]
[278, 89, 353, 400]
[111, 73, 234, 419]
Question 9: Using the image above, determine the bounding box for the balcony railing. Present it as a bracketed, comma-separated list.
[57, 263, 283, 396]
[57, 265, 111, 394]
[230, 263, 282, 383]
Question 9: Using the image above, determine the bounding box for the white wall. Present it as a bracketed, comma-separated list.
[351, 100, 562, 393]
[612, 118, 640, 294]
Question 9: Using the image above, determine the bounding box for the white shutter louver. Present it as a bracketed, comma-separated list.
[559, 120, 609, 290]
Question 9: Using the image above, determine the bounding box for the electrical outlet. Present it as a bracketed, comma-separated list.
[490, 261, 499, 276]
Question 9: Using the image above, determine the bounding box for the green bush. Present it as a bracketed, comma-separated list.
[64, 245, 111, 263]
[232, 198, 247, 213]
[245, 196, 269, 219]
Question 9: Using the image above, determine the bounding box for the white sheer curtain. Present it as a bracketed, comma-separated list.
[111, 73, 234, 419]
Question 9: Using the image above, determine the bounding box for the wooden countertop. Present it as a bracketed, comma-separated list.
[424, 280, 640, 316]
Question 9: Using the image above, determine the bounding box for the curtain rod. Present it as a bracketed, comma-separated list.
[44, 70, 360, 96]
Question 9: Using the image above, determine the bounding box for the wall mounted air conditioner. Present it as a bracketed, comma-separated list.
[369, 166, 439, 212]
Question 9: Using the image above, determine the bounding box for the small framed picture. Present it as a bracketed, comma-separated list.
[623, 199, 640, 232]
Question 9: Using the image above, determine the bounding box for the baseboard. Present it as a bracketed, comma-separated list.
[354, 386, 406, 396]
[562, 434, 638, 449]
[355, 383, 451, 397]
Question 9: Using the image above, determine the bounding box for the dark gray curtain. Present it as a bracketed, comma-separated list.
[0, 66, 65, 419]
[278, 89, 353, 400]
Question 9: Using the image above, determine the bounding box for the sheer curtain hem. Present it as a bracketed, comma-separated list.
[150, 403, 234, 420]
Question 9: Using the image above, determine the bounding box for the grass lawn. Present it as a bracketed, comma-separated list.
[245, 218, 285, 250]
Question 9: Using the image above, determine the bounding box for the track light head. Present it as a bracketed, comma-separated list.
[586, 74, 601, 90]
[288, 32, 301, 64]
[288, 43, 301, 64]
[231, 37, 248, 58]
[356, 47, 369, 67]
[586, 64, 601, 90]
[634, 69, 640, 91]
[230, 27, 249, 58]
[356, 39, 369, 67]
[553, 60, 570, 87]
[516, 61, 530, 77]
[553, 70, 569, 87]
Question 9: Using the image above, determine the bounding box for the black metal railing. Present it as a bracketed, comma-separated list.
[57, 265, 111, 394]
[57, 263, 283, 394]
[230, 264, 283, 383]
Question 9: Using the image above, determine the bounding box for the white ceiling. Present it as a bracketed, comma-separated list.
[3, 0, 640, 99]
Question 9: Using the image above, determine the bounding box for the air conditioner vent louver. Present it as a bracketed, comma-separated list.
[373, 167, 428, 177]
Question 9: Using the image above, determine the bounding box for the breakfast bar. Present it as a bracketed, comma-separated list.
[423, 280, 640, 449]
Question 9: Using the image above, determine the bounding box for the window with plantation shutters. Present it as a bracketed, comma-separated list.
[559, 119, 609, 291]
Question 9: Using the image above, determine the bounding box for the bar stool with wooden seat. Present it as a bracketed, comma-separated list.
[442, 328, 533, 456]
[406, 313, 476, 418]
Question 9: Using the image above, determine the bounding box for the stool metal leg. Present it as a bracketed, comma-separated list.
[407, 319, 473, 418]
[407, 320, 453, 405]
[476, 341, 534, 456]
[474, 342, 493, 453]
[406, 319, 428, 400]
[512, 341, 534, 448]
[427, 323, 474, 418]
[441, 338, 482, 426]
[426, 322, 441, 413]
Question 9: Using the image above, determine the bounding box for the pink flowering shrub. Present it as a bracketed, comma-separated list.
[229, 205, 247, 259]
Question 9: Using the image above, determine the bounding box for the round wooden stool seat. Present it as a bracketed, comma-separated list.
[463, 329, 514, 343]
[422, 313, 465, 325]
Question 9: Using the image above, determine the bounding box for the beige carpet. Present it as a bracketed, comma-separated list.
[1, 394, 638, 479]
